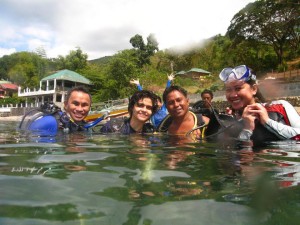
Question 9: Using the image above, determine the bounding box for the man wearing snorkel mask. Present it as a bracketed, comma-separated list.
[220, 65, 300, 145]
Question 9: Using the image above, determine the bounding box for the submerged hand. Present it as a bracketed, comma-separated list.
[192, 129, 202, 139]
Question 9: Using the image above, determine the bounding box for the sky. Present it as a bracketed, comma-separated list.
[0, 0, 255, 60]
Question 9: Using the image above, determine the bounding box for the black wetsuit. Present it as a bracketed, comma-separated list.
[100, 117, 155, 134]
[58, 112, 87, 132]
[190, 100, 222, 137]
[223, 108, 293, 146]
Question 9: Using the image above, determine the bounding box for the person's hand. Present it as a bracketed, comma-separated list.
[168, 73, 175, 81]
[246, 103, 269, 125]
[192, 129, 202, 139]
[130, 79, 140, 86]
[242, 103, 269, 130]
[186, 127, 203, 140]
[225, 107, 233, 115]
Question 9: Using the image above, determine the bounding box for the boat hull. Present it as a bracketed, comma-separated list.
[85, 109, 128, 122]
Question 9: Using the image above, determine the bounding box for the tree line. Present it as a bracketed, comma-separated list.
[0, 0, 299, 104]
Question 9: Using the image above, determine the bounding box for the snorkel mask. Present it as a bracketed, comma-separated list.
[219, 65, 256, 83]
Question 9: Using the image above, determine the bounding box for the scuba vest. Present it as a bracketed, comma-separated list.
[264, 103, 300, 141]
[19, 103, 61, 136]
[100, 117, 155, 134]
[157, 111, 205, 134]
[224, 103, 298, 145]
[251, 103, 292, 144]
[18, 102, 94, 136]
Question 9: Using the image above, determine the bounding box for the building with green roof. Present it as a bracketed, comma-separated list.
[18, 69, 92, 108]
[41, 69, 91, 85]
[176, 68, 210, 79]
[184, 68, 210, 80]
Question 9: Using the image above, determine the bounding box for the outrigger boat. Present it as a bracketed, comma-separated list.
[85, 108, 128, 122]
[85, 99, 129, 122]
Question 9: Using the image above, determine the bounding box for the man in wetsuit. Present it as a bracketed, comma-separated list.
[19, 86, 92, 135]
[60, 86, 92, 132]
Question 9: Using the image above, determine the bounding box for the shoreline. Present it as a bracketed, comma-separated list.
[0, 116, 23, 122]
[1, 106, 299, 122]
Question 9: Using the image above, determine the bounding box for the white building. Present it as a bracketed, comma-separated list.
[18, 69, 92, 109]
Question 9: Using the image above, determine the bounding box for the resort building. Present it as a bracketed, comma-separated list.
[0, 80, 18, 98]
[18, 69, 92, 109]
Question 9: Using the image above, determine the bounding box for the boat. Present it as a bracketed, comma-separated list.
[85, 108, 128, 122]
[85, 99, 129, 122]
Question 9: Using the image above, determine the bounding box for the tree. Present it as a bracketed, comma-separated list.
[35, 46, 47, 58]
[227, 0, 300, 66]
[56, 47, 88, 71]
[130, 33, 159, 67]
[94, 50, 140, 101]
[1, 52, 46, 87]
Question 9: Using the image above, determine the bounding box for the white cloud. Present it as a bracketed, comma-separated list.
[0, 0, 255, 59]
[0, 47, 16, 56]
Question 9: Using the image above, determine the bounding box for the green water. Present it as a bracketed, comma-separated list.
[1, 121, 300, 225]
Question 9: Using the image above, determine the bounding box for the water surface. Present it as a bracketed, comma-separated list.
[1, 121, 300, 225]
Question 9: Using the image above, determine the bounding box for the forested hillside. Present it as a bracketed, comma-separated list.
[0, 0, 299, 104]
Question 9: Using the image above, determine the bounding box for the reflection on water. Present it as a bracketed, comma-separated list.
[1, 121, 300, 224]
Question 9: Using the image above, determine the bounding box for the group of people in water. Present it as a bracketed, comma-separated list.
[22, 65, 300, 146]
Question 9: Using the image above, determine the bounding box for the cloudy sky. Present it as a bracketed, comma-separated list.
[0, 0, 254, 60]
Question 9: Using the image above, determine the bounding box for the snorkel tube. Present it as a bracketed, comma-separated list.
[83, 111, 109, 129]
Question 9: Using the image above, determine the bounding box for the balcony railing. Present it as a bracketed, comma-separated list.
[17, 86, 66, 97]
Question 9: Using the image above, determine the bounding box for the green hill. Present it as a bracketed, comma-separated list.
[89, 56, 112, 65]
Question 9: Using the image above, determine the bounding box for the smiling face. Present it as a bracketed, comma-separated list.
[225, 80, 257, 111]
[165, 90, 190, 118]
[131, 97, 153, 123]
[64, 91, 91, 122]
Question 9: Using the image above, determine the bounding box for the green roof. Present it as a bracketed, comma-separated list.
[41, 69, 92, 85]
[187, 68, 210, 74]
[0, 80, 12, 84]
[176, 71, 186, 75]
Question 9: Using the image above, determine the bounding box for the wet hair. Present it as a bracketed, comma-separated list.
[157, 95, 162, 103]
[201, 89, 213, 98]
[65, 86, 92, 104]
[128, 90, 159, 117]
[163, 85, 188, 104]
[245, 68, 266, 103]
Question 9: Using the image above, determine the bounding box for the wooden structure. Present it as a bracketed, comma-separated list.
[176, 68, 210, 80]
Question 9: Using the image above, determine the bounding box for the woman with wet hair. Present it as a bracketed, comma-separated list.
[100, 90, 159, 134]
[130, 73, 175, 129]
[219, 65, 300, 144]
